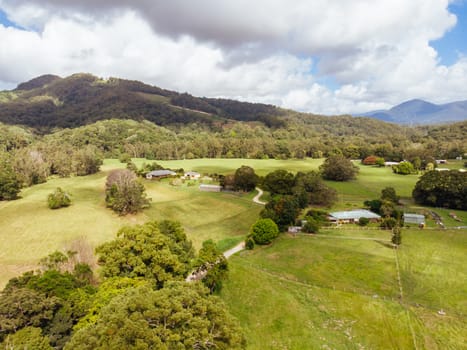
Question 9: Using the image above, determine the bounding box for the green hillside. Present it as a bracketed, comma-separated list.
[221, 230, 467, 349]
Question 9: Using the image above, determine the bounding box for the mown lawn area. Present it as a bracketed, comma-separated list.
[220, 229, 467, 350]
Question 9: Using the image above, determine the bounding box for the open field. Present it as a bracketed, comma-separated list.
[129, 157, 325, 176]
[0, 159, 262, 288]
[220, 229, 467, 349]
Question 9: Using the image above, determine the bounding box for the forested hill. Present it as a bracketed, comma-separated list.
[0, 73, 285, 130]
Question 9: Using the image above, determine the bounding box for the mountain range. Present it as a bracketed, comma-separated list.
[357, 99, 467, 124]
[0, 74, 465, 130]
[0, 73, 286, 131]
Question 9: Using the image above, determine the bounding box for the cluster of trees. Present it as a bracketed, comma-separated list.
[0, 221, 244, 349]
[260, 169, 337, 231]
[0, 152, 21, 200]
[220, 165, 260, 192]
[364, 187, 403, 228]
[0, 144, 102, 202]
[413, 170, 467, 210]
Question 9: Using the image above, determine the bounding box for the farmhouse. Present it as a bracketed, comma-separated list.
[328, 209, 381, 224]
[146, 170, 176, 179]
[183, 171, 201, 180]
[199, 184, 222, 192]
[403, 213, 425, 225]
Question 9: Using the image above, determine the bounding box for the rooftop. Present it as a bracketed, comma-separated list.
[147, 170, 176, 176]
[329, 209, 381, 220]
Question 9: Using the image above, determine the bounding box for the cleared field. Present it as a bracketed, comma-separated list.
[0, 159, 262, 288]
[326, 163, 420, 209]
[221, 229, 467, 350]
[131, 157, 324, 176]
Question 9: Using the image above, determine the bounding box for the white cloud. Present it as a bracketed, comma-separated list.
[0, 0, 465, 114]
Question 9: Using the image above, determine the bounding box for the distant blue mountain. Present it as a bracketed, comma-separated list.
[357, 99, 467, 124]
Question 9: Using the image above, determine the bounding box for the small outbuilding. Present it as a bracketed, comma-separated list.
[146, 170, 177, 179]
[384, 161, 400, 167]
[328, 209, 381, 224]
[183, 171, 201, 180]
[403, 213, 425, 225]
[199, 184, 222, 192]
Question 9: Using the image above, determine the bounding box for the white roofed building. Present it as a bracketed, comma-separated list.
[328, 209, 381, 224]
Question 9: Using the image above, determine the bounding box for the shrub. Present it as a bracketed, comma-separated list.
[358, 217, 370, 226]
[380, 217, 397, 229]
[249, 218, 279, 245]
[362, 155, 385, 167]
[302, 217, 320, 233]
[47, 188, 71, 209]
[392, 161, 416, 175]
[245, 236, 255, 250]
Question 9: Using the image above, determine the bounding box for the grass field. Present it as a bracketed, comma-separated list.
[0, 159, 262, 288]
[130, 157, 324, 176]
[220, 229, 467, 350]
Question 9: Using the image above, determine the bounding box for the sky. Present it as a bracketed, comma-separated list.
[0, 0, 466, 115]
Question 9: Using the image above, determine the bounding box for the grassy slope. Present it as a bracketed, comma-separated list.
[221, 229, 467, 350]
[0, 159, 262, 288]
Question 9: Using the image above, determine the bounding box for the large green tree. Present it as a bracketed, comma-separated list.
[64, 283, 246, 350]
[262, 169, 295, 195]
[95, 221, 193, 287]
[319, 155, 359, 181]
[105, 169, 150, 215]
[233, 165, 259, 192]
[412, 170, 467, 209]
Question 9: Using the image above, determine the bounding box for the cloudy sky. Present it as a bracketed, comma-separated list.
[0, 0, 466, 114]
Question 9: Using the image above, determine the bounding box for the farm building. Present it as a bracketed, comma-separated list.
[403, 213, 425, 225]
[328, 209, 381, 224]
[146, 170, 177, 179]
[199, 184, 222, 192]
[183, 171, 201, 179]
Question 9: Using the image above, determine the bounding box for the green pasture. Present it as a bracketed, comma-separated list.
[221, 229, 467, 349]
[130, 157, 324, 176]
[0, 159, 262, 288]
[325, 163, 420, 209]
